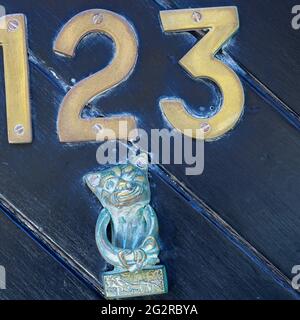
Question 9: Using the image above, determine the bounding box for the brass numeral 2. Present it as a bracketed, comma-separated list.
[53, 9, 138, 143]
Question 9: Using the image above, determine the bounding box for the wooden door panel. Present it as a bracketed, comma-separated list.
[7, 0, 298, 279]
[0, 66, 295, 298]
[0, 0, 298, 299]
[0, 212, 102, 299]
[152, 0, 300, 279]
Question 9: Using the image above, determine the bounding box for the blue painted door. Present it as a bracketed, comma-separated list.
[0, 0, 299, 299]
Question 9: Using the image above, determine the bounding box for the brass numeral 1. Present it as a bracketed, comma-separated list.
[53, 9, 138, 143]
[160, 7, 245, 141]
[0, 14, 32, 143]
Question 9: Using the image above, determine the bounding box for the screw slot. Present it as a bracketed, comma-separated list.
[200, 122, 211, 133]
[92, 13, 103, 25]
[7, 19, 19, 32]
[192, 11, 202, 23]
[14, 124, 25, 136]
[93, 124, 103, 133]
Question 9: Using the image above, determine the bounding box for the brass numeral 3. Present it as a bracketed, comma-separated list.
[159, 7, 245, 140]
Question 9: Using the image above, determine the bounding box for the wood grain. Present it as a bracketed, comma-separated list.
[0, 212, 102, 300]
[0, 0, 298, 299]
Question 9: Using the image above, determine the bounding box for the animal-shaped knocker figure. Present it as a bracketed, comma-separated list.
[85, 153, 168, 299]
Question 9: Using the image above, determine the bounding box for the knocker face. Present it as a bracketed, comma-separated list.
[85, 154, 150, 212]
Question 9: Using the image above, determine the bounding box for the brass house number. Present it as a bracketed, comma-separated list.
[0, 7, 244, 144]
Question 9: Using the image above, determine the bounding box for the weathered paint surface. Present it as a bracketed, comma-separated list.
[0, 0, 299, 299]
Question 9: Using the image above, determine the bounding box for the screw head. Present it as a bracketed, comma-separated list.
[200, 122, 211, 133]
[7, 19, 19, 32]
[137, 159, 146, 168]
[92, 13, 103, 25]
[192, 11, 202, 23]
[14, 124, 24, 136]
[93, 124, 103, 134]
[89, 174, 100, 187]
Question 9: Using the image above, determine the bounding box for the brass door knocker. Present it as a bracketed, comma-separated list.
[85, 153, 168, 299]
